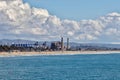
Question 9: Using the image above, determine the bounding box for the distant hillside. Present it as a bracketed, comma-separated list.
[0, 39, 120, 49]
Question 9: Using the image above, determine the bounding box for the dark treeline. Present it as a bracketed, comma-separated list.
[0, 45, 50, 52]
[0, 45, 11, 52]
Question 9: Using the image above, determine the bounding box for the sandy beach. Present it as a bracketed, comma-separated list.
[0, 51, 120, 57]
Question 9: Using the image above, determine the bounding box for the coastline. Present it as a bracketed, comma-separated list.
[0, 51, 120, 57]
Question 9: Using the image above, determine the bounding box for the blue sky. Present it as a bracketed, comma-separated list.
[0, 0, 120, 43]
[23, 0, 120, 21]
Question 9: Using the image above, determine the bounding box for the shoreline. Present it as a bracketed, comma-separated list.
[0, 51, 120, 57]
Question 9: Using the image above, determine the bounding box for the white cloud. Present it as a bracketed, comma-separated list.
[106, 28, 117, 35]
[75, 34, 97, 40]
[32, 8, 49, 17]
[0, 0, 120, 42]
[107, 12, 120, 17]
[67, 31, 74, 36]
[0, 1, 7, 10]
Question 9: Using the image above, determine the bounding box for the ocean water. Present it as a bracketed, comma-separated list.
[0, 53, 120, 80]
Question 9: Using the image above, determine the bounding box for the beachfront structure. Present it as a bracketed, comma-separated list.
[11, 44, 35, 48]
[10, 41, 49, 51]
[50, 41, 61, 51]
[50, 37, 70, 51]
[61, 37, 64, 51]
[50, 37, 65, 51]
[11, 42, 39, 48]
[67, 38, 70, 50]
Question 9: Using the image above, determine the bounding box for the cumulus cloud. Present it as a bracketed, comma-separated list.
[99, 12, 120, 40]
[0, 0, 120, 42]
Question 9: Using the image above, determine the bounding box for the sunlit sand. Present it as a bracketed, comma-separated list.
[0, 51, 120, 57]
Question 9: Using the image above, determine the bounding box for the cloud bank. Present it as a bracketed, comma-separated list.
[0, 0, 120, 42]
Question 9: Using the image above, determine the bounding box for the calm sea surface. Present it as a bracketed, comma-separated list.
[0, 53, 120, 80]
